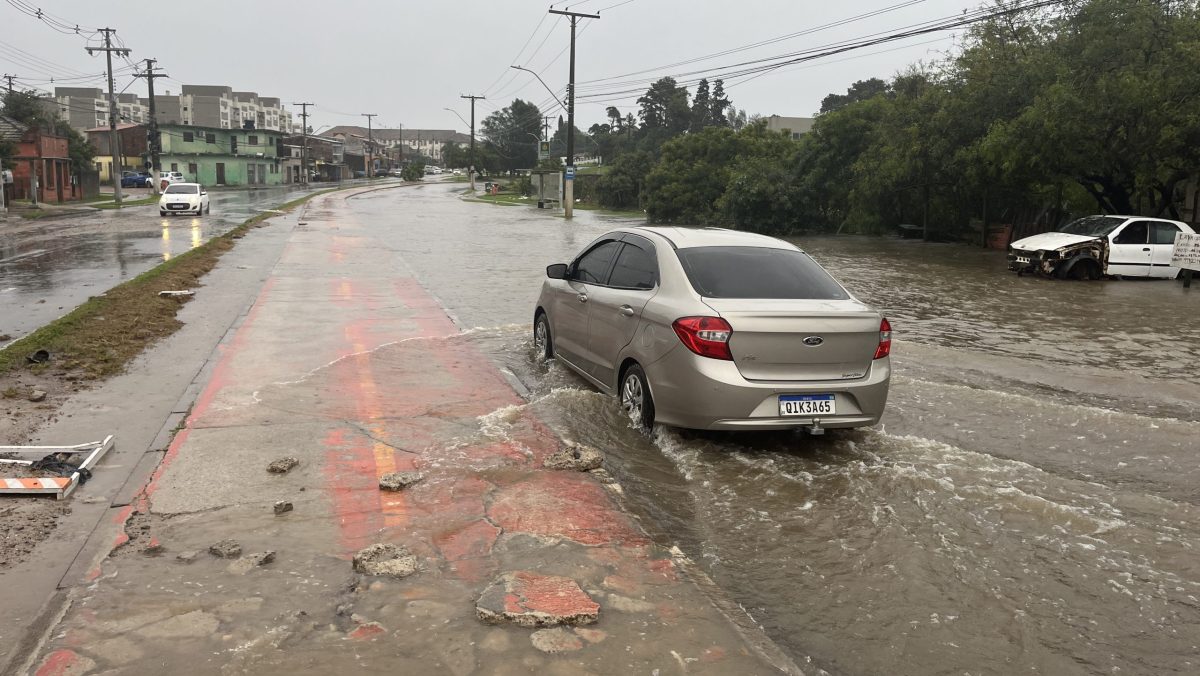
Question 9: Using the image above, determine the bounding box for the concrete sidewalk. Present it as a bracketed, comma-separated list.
[26, 188, 800, 675]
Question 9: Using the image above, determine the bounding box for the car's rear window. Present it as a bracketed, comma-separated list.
[165, 185, 198, 194]
[675, 246, 849, 300]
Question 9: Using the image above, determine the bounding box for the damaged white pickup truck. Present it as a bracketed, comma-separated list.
[1008, 215, 1195, 279]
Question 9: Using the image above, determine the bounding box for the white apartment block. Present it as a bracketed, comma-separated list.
[54, 85, 295, 134]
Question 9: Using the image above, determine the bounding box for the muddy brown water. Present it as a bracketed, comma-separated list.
[366, 187, 1200, 674]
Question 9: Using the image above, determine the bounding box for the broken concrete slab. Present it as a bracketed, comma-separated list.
[135, 610, 220, 639]
[208, 539, 242, 559]
[543, 442, 603, 471]
[476, 572, 599, 628]
[530, 627, 584, 654]
[227, 551, 276, 574]
[266, 457, 299, 474]
[175, 550, 201, 564]
[352, 543, 419, 579]
[28, 390, 47, 403]
[378, 471, 423, 491]
[347, 622, 386, 641]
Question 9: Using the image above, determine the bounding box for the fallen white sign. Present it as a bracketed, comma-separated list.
[1171, 232, 1200, 271]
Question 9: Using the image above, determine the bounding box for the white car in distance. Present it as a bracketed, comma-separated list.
[159, 183, 210, 216]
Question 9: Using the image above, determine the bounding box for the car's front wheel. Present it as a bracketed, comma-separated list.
[159, 210, 167, 216]
[620, 363, 655, 430]
[533, 312, 553, 360]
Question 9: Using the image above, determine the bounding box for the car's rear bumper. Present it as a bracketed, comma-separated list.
[643, 346, 890, 431]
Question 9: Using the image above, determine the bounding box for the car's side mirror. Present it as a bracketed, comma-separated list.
[546, 263, 568, 280]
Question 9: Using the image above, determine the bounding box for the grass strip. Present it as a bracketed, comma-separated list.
[92, 196, 159, 210]
[0, 188, 338, 380]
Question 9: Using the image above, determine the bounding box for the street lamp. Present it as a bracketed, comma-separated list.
[510, 66, 566, 112]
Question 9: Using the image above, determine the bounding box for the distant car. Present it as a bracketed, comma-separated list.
[374, 169, 389, 177]
[452, 169, 462, 176]
[1008, 215, 1195, 279]
[534, 227, 892, 432]
[120, 171, 152, 188]
[353, 170, 367, 179]
[388, 168, 403, 178]
[159, 183, 210, 216]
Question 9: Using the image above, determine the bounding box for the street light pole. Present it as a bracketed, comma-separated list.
[362, 113, 376, 178]
[548, 7, 599, 219]
[460, 95, 484, 192]
[509, 66, 566, 112]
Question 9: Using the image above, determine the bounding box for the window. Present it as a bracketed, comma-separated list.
[183, 131, 194, 142]
[165, 184, 199, 194]
[1114, 221, 1149, 245]
[608, 244, 657, 290]
[675, 247, 849, 300]
[248, 135, 258, 145]
[188, 163, 198, 175]
[170, 163, 179, 172]
[231, 137, 238, 153]
[205, 133, 216, 144]
[1059, 215, 1126, 237]
[1151, 222, 1182, 245]
[571, 241, 623, 284]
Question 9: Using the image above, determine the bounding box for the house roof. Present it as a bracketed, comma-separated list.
[324, 125, 470, 144]
[0, 115, 28, 142]
[84, 122, 145, 133]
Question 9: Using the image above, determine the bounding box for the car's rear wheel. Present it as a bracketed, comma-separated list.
[620, 363, 655, 430]
[533, 312, 553, 360]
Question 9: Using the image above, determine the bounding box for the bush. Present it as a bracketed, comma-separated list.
[401, 163, 424, 181]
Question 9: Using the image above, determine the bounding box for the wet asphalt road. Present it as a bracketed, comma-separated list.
[0, 181, 379, 342]
[345, 184, 1200, 675]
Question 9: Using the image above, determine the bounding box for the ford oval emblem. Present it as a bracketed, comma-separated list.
[803, 336, 824, 347]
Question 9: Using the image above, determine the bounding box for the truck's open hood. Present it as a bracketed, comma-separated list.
[1010, 232, 1101, 252]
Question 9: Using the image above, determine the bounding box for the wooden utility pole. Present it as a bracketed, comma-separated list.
[2, 74, 16, 93]
[549, 7, 599, 219]
[362, 113, 376, 178]
[295, 102, 313, 184]
[135, 58, 168, 194]
[460, 95, 484, 191]
[87, 29, 131, 206]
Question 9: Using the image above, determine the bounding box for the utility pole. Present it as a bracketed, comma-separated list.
[87, 29, 130, 206]
[2, 74, 15, 93]
[362, 113, 377, 178]
[542, 115, 554, 142]
[549, 7, 599, 219]
[398, 122, 403, 165]
[460, 94, 484, 191]
[135, 58, 168, 194]
[295, 102, 313, 185]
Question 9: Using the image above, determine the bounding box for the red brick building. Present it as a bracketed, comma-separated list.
[1, 114, 81, 204]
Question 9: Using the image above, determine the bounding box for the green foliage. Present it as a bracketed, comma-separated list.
[643, 126, 747, 224]
[637, 77, 691, 135]
[596, 151, 654, 209]
[401, 163, 424, 181]
[481, 99, 543, 173]
[819, 78, 891, 114]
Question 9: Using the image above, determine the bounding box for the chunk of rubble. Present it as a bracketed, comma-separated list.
[476, 571, 599, 627]
[530, 627, 584, 653]
[352, 543, 419, 579]
[378, 471, 423, 492]
[208, 539, 242, 559]
[28, 390, 47, 403]
[267, 457, 300, 474]
[228, 551, 276, 574]
[543, 441, 603, 471]
[273, 500, 293, 515]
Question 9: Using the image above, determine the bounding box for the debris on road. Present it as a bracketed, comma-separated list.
[176, 550, 201, 564]
[530, 627, 584, 653]
[543, 441, 603, 471]
[352, 543, 419, 578]
[273, 500, 293, 515]
[26, 349, 50, 364]
[228, 550, 276, 574]
[266, 457, 299, 474]
[378, 471, 423, 491]
[28, 390, 47, 403]
[347, 622, 386, 640]
[0, 435, 114, 499]
[208, 539, 242, 559]
[476, 571, 599, 627]
[157, 290, 195, 298]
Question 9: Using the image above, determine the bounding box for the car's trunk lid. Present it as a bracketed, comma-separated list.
[704, 298, 881, 381]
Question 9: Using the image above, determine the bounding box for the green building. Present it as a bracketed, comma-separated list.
[159, 124, 285, 187]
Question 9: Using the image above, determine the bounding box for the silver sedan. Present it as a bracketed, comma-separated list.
[533, 227, 891, 433]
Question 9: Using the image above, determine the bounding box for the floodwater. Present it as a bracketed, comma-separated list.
[0, 183, 349, 342]
[346, 184, 1200, 675]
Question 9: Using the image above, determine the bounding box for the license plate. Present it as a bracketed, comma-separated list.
[1016, 256, 1030, 264]
[779, 394, 835, 417]
[169, 203, 188, 209]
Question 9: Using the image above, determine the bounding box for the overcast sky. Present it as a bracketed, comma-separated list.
[2, 0, 981, 133]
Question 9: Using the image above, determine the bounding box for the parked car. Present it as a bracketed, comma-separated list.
[1008, 215, 1195, 279]
[534, 227, 892, 432]
[120, 171, 152, 188]
[158, 183, 210, 216]
[353, 170, 367, 179]
[374, 169, 389, 177]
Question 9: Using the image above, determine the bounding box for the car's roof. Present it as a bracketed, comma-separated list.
[1088, 214, 1188, 226]
[168, 182, 200, 187]
[626, 226, 800, 251]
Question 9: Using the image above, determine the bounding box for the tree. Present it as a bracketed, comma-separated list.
[480, 98, 543, 173]
[690, 79, 711, 133]
[637, 77, 691, 135]
[643, 126, 747, 224]
[819, 78, 890, 114]
[606, 106, 623, 131]
[2, 89, 93, 173]
[726, 108, 748, 131]
[709, 79, 731, 127]
[595, 150, 655, 209]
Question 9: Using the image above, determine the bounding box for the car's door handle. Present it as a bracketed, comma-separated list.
[619, 305, 635, 316]
[1142, 247, 1151, 252]
[577, 293, 588, 303]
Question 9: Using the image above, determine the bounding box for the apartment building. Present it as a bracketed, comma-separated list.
[55, 85, 296, 135]
[54, 88, 150, 131]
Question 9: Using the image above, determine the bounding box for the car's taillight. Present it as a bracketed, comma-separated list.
[672, 316, 733, 360]
[874, 317, 892, 360]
